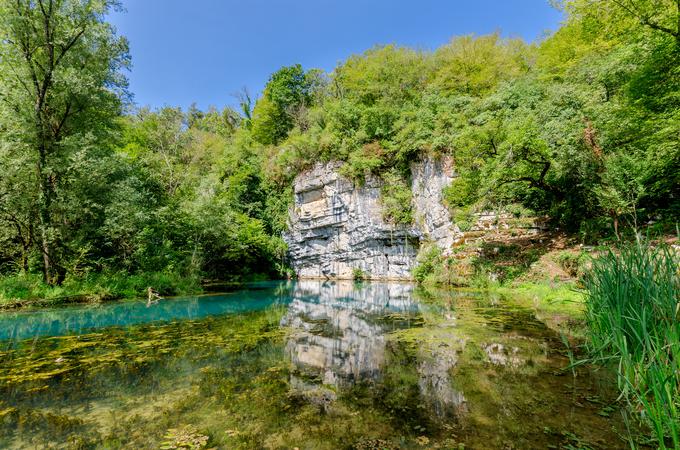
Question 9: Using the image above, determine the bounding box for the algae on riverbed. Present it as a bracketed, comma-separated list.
[0, 281, 644, 449]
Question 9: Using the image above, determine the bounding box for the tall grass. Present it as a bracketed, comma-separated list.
[584, 243, 679, 449]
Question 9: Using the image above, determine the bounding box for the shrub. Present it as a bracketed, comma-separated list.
[443, 174, 479, 208]
[554, 250, 589, 279]
[380, 169, 413, 225]
[452, 206, 474, 232]
[0, 270, 202, 306]
[341, 142, 386, 182]
[412, 246, 442, 283]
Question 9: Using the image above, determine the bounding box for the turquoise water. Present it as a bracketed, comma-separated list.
[0, 281, 637, 449]
[0, 281, 291, 340]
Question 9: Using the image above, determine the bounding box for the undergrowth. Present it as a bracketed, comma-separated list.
[0, 271, 202, 308]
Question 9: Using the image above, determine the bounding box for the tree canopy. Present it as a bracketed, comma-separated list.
[0, 0, 677, 288]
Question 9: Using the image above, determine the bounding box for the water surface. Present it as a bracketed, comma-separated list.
[0, 281, 287, 340]
[0, 281, 635, 449]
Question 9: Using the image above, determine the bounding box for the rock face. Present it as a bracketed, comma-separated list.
[411, 156, 460, 252]
[284, 161, 421, 280]
[283, 157, 457, 280]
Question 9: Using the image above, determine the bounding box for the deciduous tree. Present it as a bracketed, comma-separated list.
[0, 0, 129, 284]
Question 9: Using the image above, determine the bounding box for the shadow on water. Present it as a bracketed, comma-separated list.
[0, 280, 643, 449]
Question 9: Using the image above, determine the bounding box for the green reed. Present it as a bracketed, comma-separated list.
[584, 242, 679, 449]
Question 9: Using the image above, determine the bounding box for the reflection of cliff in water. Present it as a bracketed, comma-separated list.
[281, 280, 420, 387]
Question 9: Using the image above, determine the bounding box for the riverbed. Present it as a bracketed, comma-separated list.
[0, 281, 634, 449]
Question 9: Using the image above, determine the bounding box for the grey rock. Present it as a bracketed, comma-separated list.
[410, 155, 461, 253]
[284, 157, 457, 280]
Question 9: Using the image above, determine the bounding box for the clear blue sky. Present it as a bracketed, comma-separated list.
[107, 0, 563, 111]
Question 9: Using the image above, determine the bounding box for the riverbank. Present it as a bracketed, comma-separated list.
[0, 272, 205, 310]
[499, 242, 679, 449]
[0, 270, 584, 317]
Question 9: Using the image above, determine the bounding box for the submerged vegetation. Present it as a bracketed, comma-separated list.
[414, 238, 680, 446]
[0, 282, 642, 449]
[0, 302, 288, 448]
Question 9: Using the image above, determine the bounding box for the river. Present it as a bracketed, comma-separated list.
[0, 281, 633, 449]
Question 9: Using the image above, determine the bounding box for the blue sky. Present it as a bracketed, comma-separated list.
[108, 0, 563, 111]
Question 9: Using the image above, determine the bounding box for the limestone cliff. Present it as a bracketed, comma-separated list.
[410, 156, 460, 252]
[283, 157, 457, 280]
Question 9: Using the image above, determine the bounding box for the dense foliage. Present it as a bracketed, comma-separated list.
[0, 0, 678, 296]
[261, 2, 678, 235]
[0, 0, 288, 294]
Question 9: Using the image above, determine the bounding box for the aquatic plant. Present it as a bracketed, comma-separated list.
[584, 243, 679, 449]
[0, 283, 643, 449]
[352, 437, 400, 450]
[160, 425, 213, 449]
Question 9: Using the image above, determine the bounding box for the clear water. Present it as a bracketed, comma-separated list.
[0, 282, 289, 340]
[0, 281, 637, 449]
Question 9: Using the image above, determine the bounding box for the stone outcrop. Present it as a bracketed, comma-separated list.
[284, 157, 460, 280]
[283, 161, 421, 280]
[283, 156, 546, 281]
[411, 156, 460, 252]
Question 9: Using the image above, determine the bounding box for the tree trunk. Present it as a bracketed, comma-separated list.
[37, 144, 57, 285]
[613, 215, 620, 242]
[21, 253, 29, 273]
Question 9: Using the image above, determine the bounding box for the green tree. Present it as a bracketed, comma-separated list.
[251, 64, 315, 145]
[333, 45, 427, 106]
[121, 107, 190, 196]
[562, 0, 680, 45]
[0, 0, 129, 284]
[0, 144, 37, 273]
[431, 33, 532, 96]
